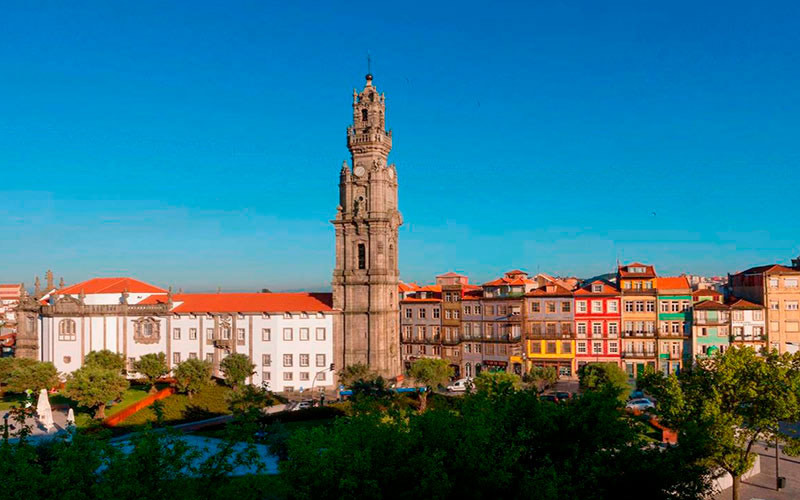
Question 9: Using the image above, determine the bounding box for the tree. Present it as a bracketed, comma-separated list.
[524, 366, 559, 394]
[226, 383, 274, 414]
[220, 353, 255, 391]
[639, 347, 800, 500]
[578, 362, 630, 402]
[407, 358, 452, 412]
[6, 361, 60, 394]
[338, 363, 376, 388]
[64, 366, 129, 419]
[0, 358, 38, 394]
[472, 371, 521, 398]
[133, 353, 168, 394]
[173, 358, 212, 398]
[84, 349, 125, 373]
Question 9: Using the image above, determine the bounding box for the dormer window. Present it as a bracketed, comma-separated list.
[592, 284, 603, 293]
[284, 313, 292, 319]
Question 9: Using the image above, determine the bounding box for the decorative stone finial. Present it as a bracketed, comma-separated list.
[121, 288, 129, 305]
[58, 277, 65, 288]
[34, 276, 41, 296]
[79, 288, 85, 302]
[45, 270, 54, 290]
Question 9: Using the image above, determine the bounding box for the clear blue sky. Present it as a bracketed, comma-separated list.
[2, 1, 799, 292]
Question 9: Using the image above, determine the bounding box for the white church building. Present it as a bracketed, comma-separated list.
[34, 277, 335, 393]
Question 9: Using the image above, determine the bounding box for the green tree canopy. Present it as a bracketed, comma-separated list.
[640, 347, 800, 500]
[473, 370, 521, 398]
[173, 358, 212, 398]
[84, 349, 125, 374]
[407, 358, 453, 412]
[6, 361, 60, 395]
[0, 358, 39, 394]
[220, 353, 255, 391]
[338, 363, 376, 388]
[524, 366, 559, 394]
[64, 365, 129, 419]
[578, 362, 630, 402]
[133, 352, 168, 393]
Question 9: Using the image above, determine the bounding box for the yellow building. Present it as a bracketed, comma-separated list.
[618, 263, 658, 377]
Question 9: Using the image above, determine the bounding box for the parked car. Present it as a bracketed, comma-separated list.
[446, 378, 472, 393]
[555, 392, 571, 402]
[540, 394, 559, 404]
[291, 400, 314, 412]
[625, 398, 655, 412]
[630, 389, 645, 400]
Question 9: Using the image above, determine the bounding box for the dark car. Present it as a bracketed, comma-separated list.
[555, 392, 571, 402]
[540, 394, 558, 404]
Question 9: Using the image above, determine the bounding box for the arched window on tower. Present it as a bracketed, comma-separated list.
[361, 109, 368, 122]
[358, 243, 366, 269]
[58, 319, 76, 341]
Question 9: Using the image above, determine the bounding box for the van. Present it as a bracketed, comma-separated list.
[446, 378, 472, 393]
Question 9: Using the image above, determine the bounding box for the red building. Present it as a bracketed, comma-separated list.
[573, 280, 622, 372]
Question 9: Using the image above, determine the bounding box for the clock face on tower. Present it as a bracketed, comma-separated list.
[354, 166, 366, 177]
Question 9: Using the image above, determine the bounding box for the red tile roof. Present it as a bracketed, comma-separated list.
[483, 276, 534, 287]
[400, 298, 442, 303]
[736, 264, 798, 275]
[398, 282, 421, 293]
[574, 280, 619, 295]
[693, 289, 722, 297]
[436, 272, 466, 278]
[618, 263, 657, 278]
[0, 284, 22, 300]
[656, 276, 691, 291]
[693, 300, 729, 311]
[140, 292, 333, 313]
[56, 277, 166, 295]
[526, 283, 573, 297]
[727, 297, 763, 310]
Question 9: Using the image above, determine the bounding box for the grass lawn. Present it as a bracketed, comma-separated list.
[114, 382, 232, 432]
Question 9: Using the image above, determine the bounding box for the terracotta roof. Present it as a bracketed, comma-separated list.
[526, 283, 573, 297]
[398, 282, 421, 293]
[693, 300, 729, 311]
[727, 297, 763, 310]
[693, 289, 722, 297]
[0, 284, 22, 300]
[505, 269, 527, 275]
[436, 272, 466, 278]
[483, 276, 534, 287]
[400, 298, 442, 303]
[419, 285, 442, 293]
[656, 276, 691, 291]
[618, 263, 657, 278]
[736, 264, 798, 275]
[140, 292, 333, 313]
[56, 277, 166, 295]
[574, 280, 619, 295]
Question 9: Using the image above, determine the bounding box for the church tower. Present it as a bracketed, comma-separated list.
[332, 73, 402, 379]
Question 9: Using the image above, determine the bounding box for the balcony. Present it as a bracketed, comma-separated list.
[528, 332, 572, 339]
[693, 318, 729, 326]
[622, 330, 657, 338]
[622, 350, 657, 358]
[657, 331, 687, 339]
[213, 338, 232, 349]
[732, 335, 766, 343]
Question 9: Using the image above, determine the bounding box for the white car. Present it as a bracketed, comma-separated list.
[626, 398, 655, 412]
[291, 400, 314, 412]
[446, 378, 472, 393]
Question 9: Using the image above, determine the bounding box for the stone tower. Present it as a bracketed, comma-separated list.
[332, 73, 402, 379]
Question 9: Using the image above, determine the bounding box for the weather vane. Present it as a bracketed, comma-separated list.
[367, 52, 372, 76]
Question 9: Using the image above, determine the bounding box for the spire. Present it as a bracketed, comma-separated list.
[45, 270, 54, 290]
[34, 276, 41, 296]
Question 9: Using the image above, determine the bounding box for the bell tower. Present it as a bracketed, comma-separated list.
[332, 73, 402, 379]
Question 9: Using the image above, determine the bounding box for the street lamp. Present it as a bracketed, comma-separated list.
[310, 363, 335, 406]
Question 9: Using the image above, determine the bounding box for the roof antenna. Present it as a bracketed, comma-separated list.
[367, 52, 372, 76]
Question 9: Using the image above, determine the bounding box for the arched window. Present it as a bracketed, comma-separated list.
[58, 319, 76, 341]
[358, 243, 366, 269]
[361, 109, 368, 121]
[465, 362, 472, 378]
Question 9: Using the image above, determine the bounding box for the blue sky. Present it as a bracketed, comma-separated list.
[2, 1, 799, 291]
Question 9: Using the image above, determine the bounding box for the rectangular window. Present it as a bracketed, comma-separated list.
[357, 243, 366, 269]
[754, 310, 764, 321]
[546, 302, 556, 313]
[189, 328, 197, 340]
[546, 323, 556, 335]
[316, 372, 326, 381]
[283, 328, 293, 341]
[316, 354, 326, 367]
[531, 301, 541, 313]
[562, 341, 571, 353]
[237, 328, 245, 341]
[672, 323, 681, 334]
[770, 278, 779, 288]
[206, 328, 214, 339]
[787, 322, 800, 333]
[671, 302, 680, 313]
[624, 301, 633, 312]
[445, 310, 452, 320]
[173, 328, 181, 340]
[577, 322, 587, 335]
[660, 302, 669, 313]
[299, 372, 310, 381]
[262, 328, 271, 341]
[405, 308, 412, 319]
[316, 328, 326, 341]
[475, 305, 481, 314]
[454, 310, 460, 319]
[646, 302, 655, 313]
[300, 328, 310, 340]
[787, 301, 799, 311]
[786, 278, 799, 288]
[189, 352, 197, 360]
[173, 352, 181, 364]
[262, 354, 271, 367]
[262, 371, 271, 381]
[770, 301, 780, 310]
[206, 353, 214, 363]
[419, 308, 426, 319]
[434, 308, 441, 319]
[608, 323, 618, 336]
[635, 301, 644, 312]
[464, 305, 472, 315]
[283, 372, 293, 381]
[608, 301, 618, 313]
[592, 323, 603, 336]
[592, 342, 603, 354]
[561, 302, 571, 313]
[591, 301, 603, 313]
[546, 342, 557, 354]
[283, 354, 293, 367]
[609, 342, 618, 354]
[732, 310, 744, 321]
[300, 354, 309, 367]
[531, 342, 541, 354]
[577, 341, 587, 354]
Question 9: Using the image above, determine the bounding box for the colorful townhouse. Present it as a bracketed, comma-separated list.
[618, 263, 658, 377]
[460, 287, 484, 378]
[525, 274, 575, 378]
[727, 297, 767, 351]
[479, 270, 530, 374]
[399, 285, 443, 371]
[729, 263, 800, 353]
[573, 280, 621, 373]
[656, 276, 691, 374]
[690, 298, 730, 359]
[438, 272, 479, 378]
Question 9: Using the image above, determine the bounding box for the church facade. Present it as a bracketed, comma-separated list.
[14, 73, 404, 388]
